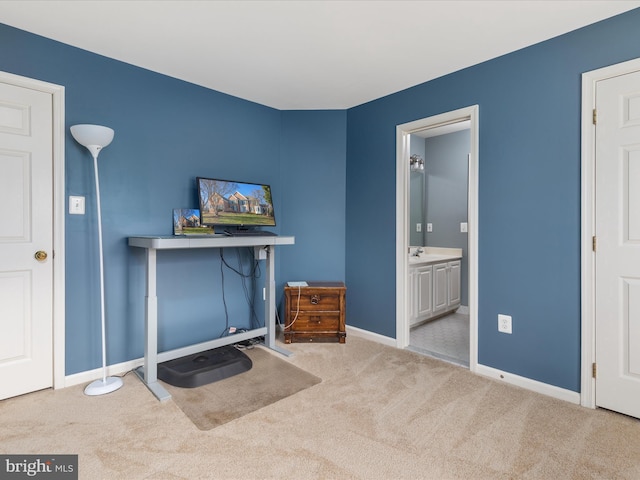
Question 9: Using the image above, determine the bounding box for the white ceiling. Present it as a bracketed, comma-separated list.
[1, 1, 639, 110]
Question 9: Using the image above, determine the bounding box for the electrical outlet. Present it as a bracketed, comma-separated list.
[498, 314, 512, 334]
[416, 223, 422, 232]
[460, 222, 468, 233]
[426, 223, 433, 232]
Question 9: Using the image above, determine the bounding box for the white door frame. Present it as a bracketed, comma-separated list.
[396, 105, 479, 372]
[581, 57, 640, 409]
[0, 71, 65, 389]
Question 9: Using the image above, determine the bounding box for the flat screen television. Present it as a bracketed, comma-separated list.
[197, 177, 276, 232]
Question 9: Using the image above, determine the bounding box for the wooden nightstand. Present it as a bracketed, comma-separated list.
[284, 282, 346, 343]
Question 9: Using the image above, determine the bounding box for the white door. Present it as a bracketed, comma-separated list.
[416, 265, 433, 320]
[0, 81, 53, 400]
[432, 263, 448, 315]
[595, 68, 640, 418]
[448, 260, 461, 307]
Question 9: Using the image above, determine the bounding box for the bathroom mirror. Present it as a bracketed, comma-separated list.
[408, 124, 470, 248]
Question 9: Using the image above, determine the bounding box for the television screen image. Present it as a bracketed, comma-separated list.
[197, 177, 276, 228]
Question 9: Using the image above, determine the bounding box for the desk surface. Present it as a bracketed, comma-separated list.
[129, 235, 295, 250]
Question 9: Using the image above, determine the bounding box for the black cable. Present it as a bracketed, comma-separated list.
[236, 248, 253, 328]
[218, 247, 263, 336]
[219, 249, 230, 337]
[113, 368, 136, 379]
[239, 248, 260, 330]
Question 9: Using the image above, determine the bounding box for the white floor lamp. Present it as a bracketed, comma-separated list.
[70, 124, 124, 396]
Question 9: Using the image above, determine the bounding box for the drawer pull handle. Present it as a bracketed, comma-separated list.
[310, 295, 320, 305]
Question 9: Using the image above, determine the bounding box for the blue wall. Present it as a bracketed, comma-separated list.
[279, 110, 347, 286]
[0, 23, 346, 375]
[346, 8, 640, 392]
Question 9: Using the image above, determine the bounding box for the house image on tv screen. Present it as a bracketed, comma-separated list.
[197, 177, 276, 227]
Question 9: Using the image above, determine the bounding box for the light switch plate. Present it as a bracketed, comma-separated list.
[69, 196, 85, 215]
[460, 222, 468, 233]
[426, 223, 433, 232]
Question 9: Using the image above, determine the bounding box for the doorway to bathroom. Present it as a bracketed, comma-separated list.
[395, 106, 479, 372]
[408, 125, 470, 365]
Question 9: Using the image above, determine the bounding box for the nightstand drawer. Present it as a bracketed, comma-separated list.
[288, 290, 341, 312]
[291, 313, 340, 331]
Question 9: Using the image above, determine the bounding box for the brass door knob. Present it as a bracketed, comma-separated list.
[34, 250, 48, 261]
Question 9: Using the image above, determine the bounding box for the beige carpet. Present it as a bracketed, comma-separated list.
[162, 347, 321, 430]
[1, 334, 639, 479]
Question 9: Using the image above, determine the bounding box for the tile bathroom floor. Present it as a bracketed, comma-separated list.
[409, 311, 469, 367]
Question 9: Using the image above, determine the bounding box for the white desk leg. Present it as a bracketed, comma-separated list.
[264, 245, 291, 357]
[135, 247, 171, 401]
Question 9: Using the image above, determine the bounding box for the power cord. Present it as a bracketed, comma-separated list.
[218, 247, 263, 337]
[219, 249, 230, 337]
[282, 285, 301, 330]
[112, 368, 137, 379]
[233, 336, 262, 350]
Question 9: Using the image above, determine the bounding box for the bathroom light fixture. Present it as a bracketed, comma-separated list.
[410, 154, 424, 172]
[70, 124, 123, 396]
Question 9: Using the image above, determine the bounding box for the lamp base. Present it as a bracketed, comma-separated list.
[84, 376, 124, 396]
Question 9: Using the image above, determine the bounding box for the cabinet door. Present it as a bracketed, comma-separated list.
[447, 260, 461, 307]
[416, 265, 433, 319]
[432, 263, 448, 314]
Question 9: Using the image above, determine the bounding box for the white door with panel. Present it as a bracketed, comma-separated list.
[432, 263, 449, 316]
[414, 265, 433, 324]
[595, 68, 640, 419]
[0, 81, 53, 400]
[447, 260, 461, 308]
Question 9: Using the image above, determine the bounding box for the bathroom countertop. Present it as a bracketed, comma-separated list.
[408, 246, 462, 265]
[409, 253, 462, 265]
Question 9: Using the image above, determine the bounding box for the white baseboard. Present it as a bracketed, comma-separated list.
[63, 358, 144, 389]
[346, 325, 397, 347]
[475, 364, 580, 404]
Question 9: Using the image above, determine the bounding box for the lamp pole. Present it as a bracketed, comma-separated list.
[70, 124, 123, 396]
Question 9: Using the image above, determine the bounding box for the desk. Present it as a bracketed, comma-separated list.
[128, 234, 294, 401]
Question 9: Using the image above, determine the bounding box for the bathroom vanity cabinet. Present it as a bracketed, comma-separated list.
[409, 248, 462, 327]
[432, 260, 461, 316]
